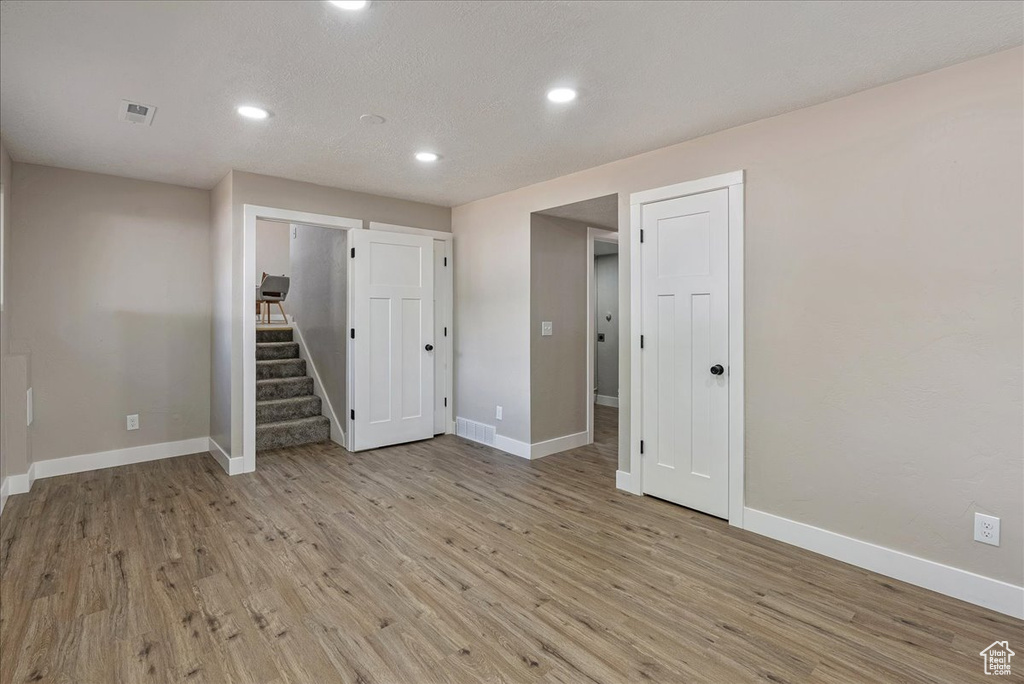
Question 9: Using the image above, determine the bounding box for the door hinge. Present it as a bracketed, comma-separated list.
[444, 326, 447, 337]
[350, 409, 355, 420]
[640, 440, 645, 454]
[640, 229, 644, 243]
[350, 247, 355, 258]
[444, 397, 447, 407]
[444, 256, 448, 267]
[350, 328, 355, 339]
[640, 334, 644, 349]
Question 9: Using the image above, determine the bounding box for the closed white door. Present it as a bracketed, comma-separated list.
[351, 229, 435, 450]
[433, 240, 451, 435]
[641, 188, 729, 518]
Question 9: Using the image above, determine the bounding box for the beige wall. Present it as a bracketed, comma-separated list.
[0, 137, 12, 482]
[255, 219, 290, 286]
[209, 172, 233, 454]
[594, 253, 618, 400]
[212, 171, 452, 459]
[9, 164, 212, 462]
[530, 213, 589, 443]
[453, 48, 1023, 585]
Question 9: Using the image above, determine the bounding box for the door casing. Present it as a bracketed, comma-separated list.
[626, 171, 746, 528]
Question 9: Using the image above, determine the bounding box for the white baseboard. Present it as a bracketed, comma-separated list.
[615, 469, 634, 492]
[493, 433, 531, 459]
[33, 437, 210, 480]
[290, 323, 345, 447]
[0, 476, 9, 515]
[743, 507, 1024, 619]
[595, 394, 619, 408]
[531, 430, 590, 459]
[6, 466, 34, 495]
[208, 438, 243, 475]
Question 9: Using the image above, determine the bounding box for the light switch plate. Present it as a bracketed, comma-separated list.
[541, 321, 553, 336]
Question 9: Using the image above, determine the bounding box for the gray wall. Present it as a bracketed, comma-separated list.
[453, 48, 1023, 585]
[256, 219, 290, 285]
[209, 172, 233, 454]
[594, 253, 618, 400]
[288, 223, 348, 423]
[9, 164, 211, 462]
[530, 213, 588, 443]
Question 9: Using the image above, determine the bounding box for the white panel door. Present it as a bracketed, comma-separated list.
[641, 188, 729, 518]
[433, 240, 451, 435]
[351, 229, 435, 450]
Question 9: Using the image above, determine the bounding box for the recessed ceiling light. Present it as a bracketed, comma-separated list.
[415, 151, 439, 162]
[547, 87, 577, 103]
[237, 105, 269, 120]
[329, 0, 368, 9]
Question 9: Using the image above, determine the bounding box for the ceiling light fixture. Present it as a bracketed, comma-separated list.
[415, 151, 439, 162]
[329, 0, 368, 9]
[546, 87, 577, 104]
[237, 105, 269, 120]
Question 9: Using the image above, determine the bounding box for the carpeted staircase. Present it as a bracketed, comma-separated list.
[256, 328, 332, 450]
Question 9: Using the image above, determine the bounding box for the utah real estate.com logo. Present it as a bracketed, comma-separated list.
[980, 641, 1014, 676]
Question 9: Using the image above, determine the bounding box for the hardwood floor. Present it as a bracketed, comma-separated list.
[1, 406, 1019, 683]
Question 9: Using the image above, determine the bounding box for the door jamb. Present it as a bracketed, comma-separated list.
[627, 170, 745, 527]
[587, 226, 618, 446]
[243, 205, 362, 474]
[369, 222, 455, 435]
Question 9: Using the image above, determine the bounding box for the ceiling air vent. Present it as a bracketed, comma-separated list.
[117, 99, 156, 126]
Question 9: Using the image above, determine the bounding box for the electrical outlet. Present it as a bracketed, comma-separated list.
[495, 405, 503, 420]
[541, 321, 553, 336]
[126, 414, 140, 431]
[974, 513, 1000, 547]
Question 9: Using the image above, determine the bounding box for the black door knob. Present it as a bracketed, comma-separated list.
[710, 364, 724, 375]
[425, 344, 434, 352]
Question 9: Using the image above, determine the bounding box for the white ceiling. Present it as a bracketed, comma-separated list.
[1, 1, 1020, 206]
[537, 194, 618, 230]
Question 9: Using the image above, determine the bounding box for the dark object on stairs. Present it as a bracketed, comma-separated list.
[256, 327, 331, 450]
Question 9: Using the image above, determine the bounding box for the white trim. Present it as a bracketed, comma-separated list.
[587, 226, 618, 449]
[595, 394, 619, 408]
[6, 466, 34, 496]
[531, 430, 590, 460]
[626, 171, 745, 525]
[744, 507, 1024, 619]
[493, 433, 531, 459]
[290, 323, 346, 447]
[32, 437, 209, 479]
[0, 476, 9, 515]
[615, 470, 632, 491]
[243, 205, 362, 472]
[630, 170, 744, 206]
[368, 221, 453, 241]
[208, 437, 243, 475]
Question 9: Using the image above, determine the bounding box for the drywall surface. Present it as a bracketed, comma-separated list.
[594, 253, 618, 400]
[255, 219, 290, 285]
[452, 48, 1023, 584]
[530, 213, 588, 443]
[10, 164, 211, 461]
[209, 171, 233, 455]
[0, 138, 13, 481]
[289, 223, 347, 422]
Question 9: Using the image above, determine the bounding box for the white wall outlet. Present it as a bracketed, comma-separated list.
[541, 321, 553, 336]
[495, 405, 503, 420]
[126, 414, 140, 431]
[974, 512, 1000, 546]
[26, 387, 33, 426]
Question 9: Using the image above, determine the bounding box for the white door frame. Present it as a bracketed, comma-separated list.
[369, 222, 455, 434]
[586, 226, 618, 445]
[627, 170, 745, 527]
[242, 205, 362, 473]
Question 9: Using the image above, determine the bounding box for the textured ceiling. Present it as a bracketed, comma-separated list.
[1, 1, 1020, 206]
[538, 194, 619, 230]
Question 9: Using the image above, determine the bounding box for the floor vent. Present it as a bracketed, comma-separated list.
[456, 417, 496, 446]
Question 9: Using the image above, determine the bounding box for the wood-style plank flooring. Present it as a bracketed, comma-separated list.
[1, 405, 1020, 683]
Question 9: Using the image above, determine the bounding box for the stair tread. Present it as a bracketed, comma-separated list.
[257, 358, 303, 365]
[257, 396, 317, 406]
[256, 415, 330, 429]
[257, 376, 308, 384]
[257, 341, 298, 347]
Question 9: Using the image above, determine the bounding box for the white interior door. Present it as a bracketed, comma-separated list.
[351, 229, 435, 450]
[433, 240, 451, 435]
[641, 188, 729, 518]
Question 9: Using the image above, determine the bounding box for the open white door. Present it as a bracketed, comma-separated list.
[641, 188, 730, 518]
[350, 229, 435, 451]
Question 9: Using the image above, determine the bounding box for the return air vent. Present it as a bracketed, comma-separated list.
[117, 99, 156, 126]
[456, 417, 496, 446]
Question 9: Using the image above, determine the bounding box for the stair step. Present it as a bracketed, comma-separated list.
[257, 396, 322, 424]
[256, 328, 293, 344]
[257, 416, 331, 451]
[257, 358, 306, 380]
[257, 376, 314, 400]
[257, 341, 300, 361]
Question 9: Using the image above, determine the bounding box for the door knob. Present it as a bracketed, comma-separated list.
[425, 344, 434, 351]
[710, 364, 724, 375]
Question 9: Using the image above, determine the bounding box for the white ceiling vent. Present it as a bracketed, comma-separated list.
[117, 99, 156, 125]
